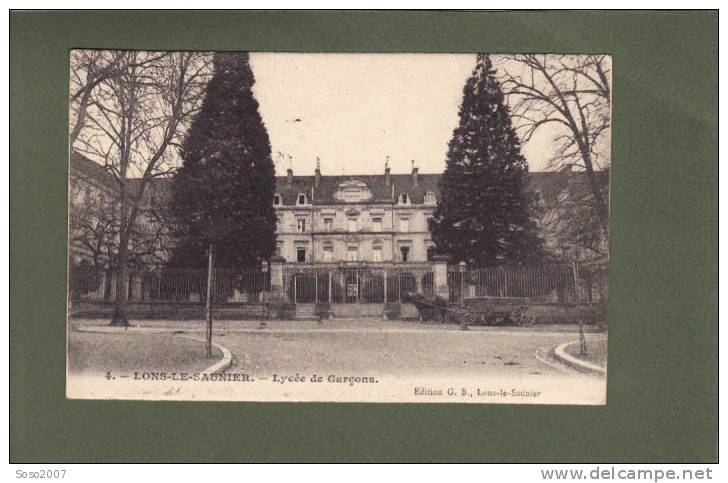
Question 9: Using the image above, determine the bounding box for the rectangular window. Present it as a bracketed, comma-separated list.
[324, 217, 333, 232]
[399, 217, 409, 233]
[297, 218, 306, 233]
[372, 216, 382, 232]
[296, 247, 306, 263]
[348, 217, 357, 232]
[372, 245, 382, 262]
[273, 194, 281, 206]
[297, 194, 306, 205]
[275, 242, 283, 257]
[323, 245, 333, 262]
[427, 217, 434, 232]
[347, 246, 358, 261]
[400, 246, 410, 262]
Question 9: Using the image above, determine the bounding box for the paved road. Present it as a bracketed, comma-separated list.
[68, 321, 606, 403]
[71, 319, 605, 378]
[216, 329, 594, 378]
[74, 318, 604, 333]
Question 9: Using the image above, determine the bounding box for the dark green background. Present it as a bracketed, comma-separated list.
[10, 11, 718, 463]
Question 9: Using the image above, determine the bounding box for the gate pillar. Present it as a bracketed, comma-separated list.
[432, 255, 450, 300]
[269, 256, 287, 302]
[108, 273, 117, 299]
[95, 272, 107, 300]
[131, 273, 143, 302]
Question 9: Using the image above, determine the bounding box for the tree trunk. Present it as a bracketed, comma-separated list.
[69, 82, 93, 148]
[110, 253, 129, 327]
[579, 149, 610, 236]
[584, 167, 609, 236]
[110, 196, 130, 327]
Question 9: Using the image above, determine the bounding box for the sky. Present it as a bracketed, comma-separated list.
[249, 53, 556, 177]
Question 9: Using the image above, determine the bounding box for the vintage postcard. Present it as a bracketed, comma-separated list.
[67, 51, 610, 404]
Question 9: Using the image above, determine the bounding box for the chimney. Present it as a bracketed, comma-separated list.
[314, 157, 321, 188]
[287, 168, 293, 187]
[411, 160, 419, 188]
[384, 155, 391, 186]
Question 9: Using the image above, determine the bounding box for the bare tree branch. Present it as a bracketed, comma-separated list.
[69, 49, 213, 325]
[498, 54, 611, 240]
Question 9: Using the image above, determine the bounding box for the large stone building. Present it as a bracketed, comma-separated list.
[69, 153, 608, 309]
[273, 162, 609, 266]
[273, 163, 440, 265]
[70, 151, 609, 269]
[69, 152, 168, 271]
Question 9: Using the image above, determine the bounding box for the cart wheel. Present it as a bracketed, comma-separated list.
[511, 306, 535, 327]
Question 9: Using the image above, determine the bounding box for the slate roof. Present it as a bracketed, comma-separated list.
[70, 151, 609, 207]
[527, 168, 610, 204]
[70, 151, 116, 188]
[70, 152, 169, 206]
[274, 168, 609, 206]
[274, 172, 442, 206]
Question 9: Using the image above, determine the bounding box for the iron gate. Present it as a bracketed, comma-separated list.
[284, 265, 434, 318]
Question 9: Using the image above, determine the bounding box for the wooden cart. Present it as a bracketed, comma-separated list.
[406, 292, 536, 328]
[459, 297, 537, 327]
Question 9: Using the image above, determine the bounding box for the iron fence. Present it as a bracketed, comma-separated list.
[69, 268, 109, 301]
[69, 268, 270, 304]
[282, 265, 434, 304]
[449, 263, 607, 304]
[70, 262, 607, 306]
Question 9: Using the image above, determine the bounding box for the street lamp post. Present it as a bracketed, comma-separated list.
[572, 256, 587, 356]
[205, 244, 215, 358]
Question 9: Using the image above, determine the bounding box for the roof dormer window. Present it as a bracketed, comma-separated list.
[273, 194, 282, 206]
[424, 191, 436, 204]
[399, 193, 409, 205]
[297, 193, 307, 205]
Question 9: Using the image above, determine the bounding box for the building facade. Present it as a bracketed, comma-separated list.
[69, 152, 169, 271]
[70, 151, 609, 270]
[274, 164, 440, 265]
[274, 163, 610, 266]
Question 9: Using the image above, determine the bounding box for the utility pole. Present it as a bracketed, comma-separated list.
[205, 244, 215, 358]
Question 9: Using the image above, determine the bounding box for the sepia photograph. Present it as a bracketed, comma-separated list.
[66, 51, 611, 404]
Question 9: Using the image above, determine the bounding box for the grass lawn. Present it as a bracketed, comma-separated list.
[564, 338, 608, 368]
[68, 331, 222, 374]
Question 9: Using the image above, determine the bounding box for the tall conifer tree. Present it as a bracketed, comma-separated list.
[169, 52, 276, 269]
[432, 54, 542, 266]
